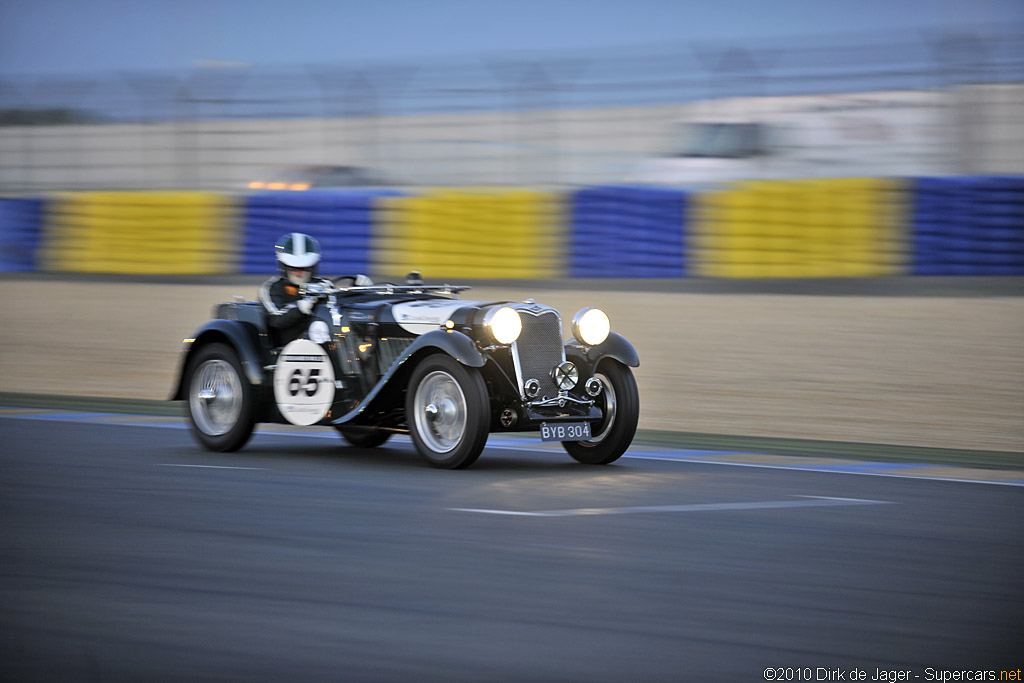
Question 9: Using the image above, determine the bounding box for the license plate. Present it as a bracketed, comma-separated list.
[540, 422, 592, 442]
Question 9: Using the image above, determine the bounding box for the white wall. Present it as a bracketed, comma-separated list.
[1, 84, 1021, 193]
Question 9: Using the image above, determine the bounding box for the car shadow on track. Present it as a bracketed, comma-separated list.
[217, 440, 626, 473]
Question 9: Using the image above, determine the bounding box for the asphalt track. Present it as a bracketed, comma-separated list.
[2, 411, 1022, 682]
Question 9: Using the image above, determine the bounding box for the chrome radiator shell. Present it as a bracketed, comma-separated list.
[509, 305, 565, 400]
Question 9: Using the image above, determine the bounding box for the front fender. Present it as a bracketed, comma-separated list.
[171, 319, 268, 400]
[409, 329, 486, 368]
[332, 329, 485, 425]
[564, 331, 640, 371]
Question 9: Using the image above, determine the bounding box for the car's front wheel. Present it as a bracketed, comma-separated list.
[562, 360, 639, 465]
[185, 343, 256, 452]
[405, 354, 489, 469]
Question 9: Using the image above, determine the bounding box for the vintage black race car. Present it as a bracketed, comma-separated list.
[172, 274, 640, 469]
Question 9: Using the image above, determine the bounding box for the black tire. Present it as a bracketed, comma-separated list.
[405, 354, 490, 469]
[336, 426, 392, 448]
[562, 360, 639, 465]
[184, 343, 256, 452]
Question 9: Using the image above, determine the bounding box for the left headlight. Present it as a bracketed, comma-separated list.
[485, 306, 522, 345]
[572, 307, 610, 346]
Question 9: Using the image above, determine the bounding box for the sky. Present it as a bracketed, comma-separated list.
[0, 0, 1022, 77]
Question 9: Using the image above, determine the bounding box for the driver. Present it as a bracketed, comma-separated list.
[259, 232, 334, 345]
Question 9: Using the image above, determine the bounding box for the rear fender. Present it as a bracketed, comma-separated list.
[171, 319, 268, 400]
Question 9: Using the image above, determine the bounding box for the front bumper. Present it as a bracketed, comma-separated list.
[523, 397, 601, 423]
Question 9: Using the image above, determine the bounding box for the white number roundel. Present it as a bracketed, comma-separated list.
[273, 339, 336, 426]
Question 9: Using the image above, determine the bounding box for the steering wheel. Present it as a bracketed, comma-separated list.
[332, 274, 374, 288]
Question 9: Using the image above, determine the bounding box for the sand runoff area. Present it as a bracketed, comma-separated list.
[1, 278, 1021, 453]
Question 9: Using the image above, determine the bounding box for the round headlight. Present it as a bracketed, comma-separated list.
[572, 307, 610, 346]
[485, 306, 522, 345]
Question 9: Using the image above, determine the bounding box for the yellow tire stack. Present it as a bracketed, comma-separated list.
[690, 178, 908, 277]
[373, 188, 565, 279]
[41, 192, 238, 274]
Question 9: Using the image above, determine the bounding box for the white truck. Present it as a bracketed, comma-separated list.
[630, 90, 953, 186]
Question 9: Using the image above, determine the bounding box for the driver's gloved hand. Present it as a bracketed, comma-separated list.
[297, 297, 316, 315]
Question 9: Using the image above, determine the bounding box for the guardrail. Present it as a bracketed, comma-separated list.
[571, 186, 688, 278]
[2, 177, 1022, 277]
[690, 178, 907, 278]
[911, 176, 1024, 275]
[0, 196, 42, 272]
[39, 192, 236, 274]
[240, 189, 404, 276]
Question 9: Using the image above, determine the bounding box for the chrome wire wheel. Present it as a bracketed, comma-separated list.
[562, 360, 638, 465]
[405, 354, 489, 469]
[184, 343, 255, 453]
[412, 370, 468, 454]
[190, 359, 243, 436]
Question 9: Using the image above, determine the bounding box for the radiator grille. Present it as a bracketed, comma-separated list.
[377, 337, 414, 372]
[512, 309, 564, 398]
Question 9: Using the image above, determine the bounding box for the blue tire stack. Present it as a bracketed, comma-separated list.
[569, 186, 687, 278]
[0, 197, 44, 272]
[911, 176, 1024, 275]
[240, 190, 403, 276]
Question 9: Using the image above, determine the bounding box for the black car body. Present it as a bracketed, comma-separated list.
[173, 277, 639, 468]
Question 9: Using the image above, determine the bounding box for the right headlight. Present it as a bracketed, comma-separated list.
[572, 307, 610, 346]
[484, 306, 522, 345]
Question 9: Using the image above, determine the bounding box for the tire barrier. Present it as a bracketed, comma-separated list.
[240, 190, 403, 276]
[0, 197, 44, 272]
[910, 176, 1024, 276]
[373, 188, 565, 279]
[689, 178, 908, 278]
[569, 186, 687, 278]
[7, 177, 1024, 277]
[40, 192, 238, 274]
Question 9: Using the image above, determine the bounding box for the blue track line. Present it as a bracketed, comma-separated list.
[2, 407, 1022, 486]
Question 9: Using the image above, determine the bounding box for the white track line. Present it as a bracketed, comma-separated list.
[449, 495, 893, 517]
[157, 464, 266, 470]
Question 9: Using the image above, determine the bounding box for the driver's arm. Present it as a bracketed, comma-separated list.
[259, 277, 311, 329]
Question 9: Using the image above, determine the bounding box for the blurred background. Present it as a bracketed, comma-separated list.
[3, 9, 1023, 683]
[0, 0, 1022, 278]
[2, 12, 1023, 189]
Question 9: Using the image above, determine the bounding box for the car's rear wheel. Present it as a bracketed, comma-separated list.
[405, 354, 489, 469]
[335, 426, 392, 448]
[562, 360, 638, 465]
[185, 343, 256, 452]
